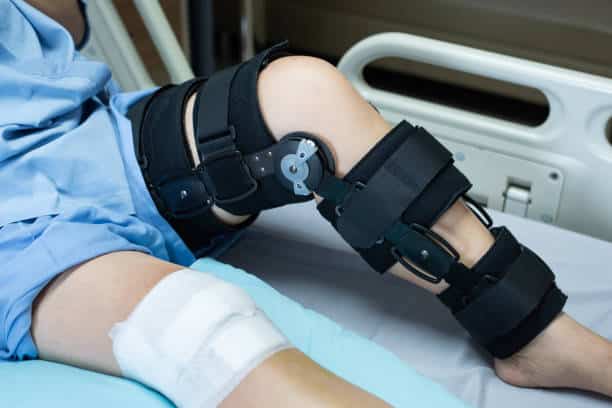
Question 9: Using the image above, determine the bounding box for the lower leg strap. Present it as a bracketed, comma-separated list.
[439, 227, 567, 358]
[317, 120, 472, 276]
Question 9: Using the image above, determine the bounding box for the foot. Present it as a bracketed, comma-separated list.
[421, 203, 612, 398]
[494, 313, 612, 397]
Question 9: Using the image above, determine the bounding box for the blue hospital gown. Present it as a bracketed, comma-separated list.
[0, 0, 197, 360]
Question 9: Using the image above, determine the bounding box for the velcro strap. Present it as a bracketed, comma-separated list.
[454, 246, 555, 344]
[439, 227, 521, 310]
[195, 66, 259, 204]
[401, 164, 471, 227]
[141, 81, 202, 183]
[131, 80, 209, 219]
[195, 65, 240, 143]
[127, 79, 244, 255]
[336, 124, 452, 248]
[486, 284, 567, 358]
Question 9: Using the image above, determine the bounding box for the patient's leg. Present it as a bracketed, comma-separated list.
[32, 251, 388, 407]
[182, 55, 612, 397]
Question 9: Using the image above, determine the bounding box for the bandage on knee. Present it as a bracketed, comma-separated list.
[109, 269, 290, 407]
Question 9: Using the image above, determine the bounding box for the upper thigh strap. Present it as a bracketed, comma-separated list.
[191, 42, 331, 215]
[127, 80, 248, 256]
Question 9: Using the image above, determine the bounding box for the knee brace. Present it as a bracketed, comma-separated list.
[313, 122, 567, 358]
[129, 42, 566, 358]
[128, 42, 334, 255]
[110, 269, 290, 407]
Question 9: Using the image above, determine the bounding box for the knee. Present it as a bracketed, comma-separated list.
[257, 55, 364, 135]
[259, 55, 344, 101]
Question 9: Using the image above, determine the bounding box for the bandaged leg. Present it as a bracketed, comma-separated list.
[109, 269, 290, 407]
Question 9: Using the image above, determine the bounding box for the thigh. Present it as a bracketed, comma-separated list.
[31, 251, 181, 375]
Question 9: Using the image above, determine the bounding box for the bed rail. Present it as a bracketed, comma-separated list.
[338, 33, 612, 242]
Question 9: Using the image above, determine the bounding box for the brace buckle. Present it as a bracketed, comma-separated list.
[390, 223, 460, 284]
[200, 149, 258, 204]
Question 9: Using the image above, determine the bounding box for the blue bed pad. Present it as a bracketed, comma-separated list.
[0, 257, 467, 407]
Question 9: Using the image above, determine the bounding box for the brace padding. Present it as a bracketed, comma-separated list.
[193, 41, 321, 216]
[315, 121, 566, 358]
[128, 80, 249, 256]
[440, 227, 567, 358]
[317, 121, 471, 273]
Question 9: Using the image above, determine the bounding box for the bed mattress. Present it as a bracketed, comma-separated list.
[220, 205, 612, 407]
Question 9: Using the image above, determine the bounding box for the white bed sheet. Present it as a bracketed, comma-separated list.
[219, 207, 612, 407]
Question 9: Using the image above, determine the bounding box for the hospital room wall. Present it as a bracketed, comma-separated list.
[113, 0, 190, 85]
[260, 0, 612, 114]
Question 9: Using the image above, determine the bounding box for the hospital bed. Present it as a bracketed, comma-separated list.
[8, 2, 612, 407]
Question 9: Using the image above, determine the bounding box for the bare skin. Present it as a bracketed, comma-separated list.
[27, 0, 612, 403]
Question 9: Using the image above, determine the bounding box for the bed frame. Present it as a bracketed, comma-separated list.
[338, 33, 612, 242]
[84, 5, 612, 242]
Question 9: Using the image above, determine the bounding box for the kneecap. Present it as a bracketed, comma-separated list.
[109, 269, 290, 407]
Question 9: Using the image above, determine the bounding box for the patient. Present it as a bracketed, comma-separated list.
[2, 1, 611, 406]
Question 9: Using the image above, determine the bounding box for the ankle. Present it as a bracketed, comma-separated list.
[495, 313, 612, 397]
[577, 330, 612, 395]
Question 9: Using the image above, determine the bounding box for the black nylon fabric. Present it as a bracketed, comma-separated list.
[195, 65, 240, 141]
[140, 81, 201, 183]
[315, 120, 566, 358]
[454, 247, 555, 344]
[127, 79, 250, 255]
[193, 41, 312, 215]
[441, 226, 521, 306]
[336, 126, 452, 248]
[317, 121, 470, 273]
[438, 227, 566, 357]
[401, 165, 471, 227]
[486, 285, 567, 359]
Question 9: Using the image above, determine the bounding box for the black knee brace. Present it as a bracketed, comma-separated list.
[315, 122, 567, 358]
[128, 42, 566, 358]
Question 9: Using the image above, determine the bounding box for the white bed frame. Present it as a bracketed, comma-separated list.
[82, 4, 612, 243]
[338, 33, 612, 242]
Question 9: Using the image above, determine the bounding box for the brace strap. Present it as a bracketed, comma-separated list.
[317, 121, 472, 279]
[439, 227, 567, 358]
[190, 41, 324, 216]
[194, 64, 259, 206]
[128, 80, 249, 256]
[315, 121, 566, 357]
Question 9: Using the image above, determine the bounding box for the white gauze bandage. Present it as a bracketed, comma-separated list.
[109, 269, 291, 407]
